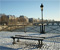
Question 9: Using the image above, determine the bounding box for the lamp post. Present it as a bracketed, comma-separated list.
[40, 4, 45, 34]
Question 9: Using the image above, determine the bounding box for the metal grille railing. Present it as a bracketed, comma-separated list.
[0, 25, 60, 34]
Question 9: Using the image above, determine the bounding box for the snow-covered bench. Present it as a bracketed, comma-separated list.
[11, 35, 45, 48]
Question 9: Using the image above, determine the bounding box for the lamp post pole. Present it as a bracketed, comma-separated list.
[40, 4, 45, 34]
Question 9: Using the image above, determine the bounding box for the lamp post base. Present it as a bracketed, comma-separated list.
[40, 31, 45, 34]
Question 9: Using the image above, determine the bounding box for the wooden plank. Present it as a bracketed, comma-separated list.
[11, 36, 44, 40]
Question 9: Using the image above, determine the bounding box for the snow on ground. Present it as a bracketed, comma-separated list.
[0, 31, 60, 50]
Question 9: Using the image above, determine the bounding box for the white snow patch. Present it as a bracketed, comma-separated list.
[0, 31, 60, 50]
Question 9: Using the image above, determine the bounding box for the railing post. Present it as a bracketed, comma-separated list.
[24, 25, 26, 33]
[44, 25, 45, 33]
[40, 25, 41, 33]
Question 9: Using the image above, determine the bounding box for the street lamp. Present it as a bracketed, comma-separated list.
[40, 3, 45, 34]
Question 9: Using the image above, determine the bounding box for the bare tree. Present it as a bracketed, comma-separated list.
[1, 14, 9, 25]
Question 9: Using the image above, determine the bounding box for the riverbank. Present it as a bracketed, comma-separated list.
[0, 25, 25, 31]
[0, 23, 33, 31]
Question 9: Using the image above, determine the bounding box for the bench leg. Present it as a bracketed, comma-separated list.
[12, 38, 16, 44]
[38, 40, 41, 48]
[17, 38, 20, 42]
[40, 40, 43, 47]
[38, 40, 40, 45]
[38, 40, 43, 48]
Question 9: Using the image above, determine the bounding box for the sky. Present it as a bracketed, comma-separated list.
[0, 0, 60, 21]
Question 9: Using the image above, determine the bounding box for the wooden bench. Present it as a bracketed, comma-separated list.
[11, 35, 45, 48]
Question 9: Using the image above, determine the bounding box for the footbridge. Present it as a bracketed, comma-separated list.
[33, 21, 60, 26]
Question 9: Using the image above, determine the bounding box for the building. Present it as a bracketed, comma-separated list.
[7, 15, 16, 20]
[29, 18, 40, 23]
[19, 15, 29, 23]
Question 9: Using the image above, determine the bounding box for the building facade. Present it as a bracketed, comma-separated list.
[29, 18, 40, 23]
[19, 15, 29, 23]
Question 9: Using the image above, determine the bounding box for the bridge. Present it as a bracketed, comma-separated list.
[33, 21, 60, 26]
[0, 21, 60, 33]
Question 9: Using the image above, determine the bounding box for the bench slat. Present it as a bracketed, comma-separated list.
[15, 35, 45, 39]
[11, 36, 44, 40]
